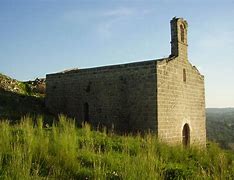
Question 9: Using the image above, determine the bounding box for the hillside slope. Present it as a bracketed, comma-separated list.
[206, 108, 234, 150]
[0, 73, 47, 121]
[0, 73, 45, 96]
[0, 73, 25, 94]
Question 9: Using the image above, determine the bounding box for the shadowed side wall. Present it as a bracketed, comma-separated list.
[46, 61, 158, 133]
[156, 57, 206, 147]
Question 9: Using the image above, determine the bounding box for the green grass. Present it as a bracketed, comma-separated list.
[0, 115, 233, 179]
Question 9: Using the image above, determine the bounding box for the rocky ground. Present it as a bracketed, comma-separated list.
[0, 73, 49, 122]
[0, 73, 24, 94]
[0, 73, 45, 96]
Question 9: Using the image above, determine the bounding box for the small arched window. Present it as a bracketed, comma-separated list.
[180, 24, 185, 43]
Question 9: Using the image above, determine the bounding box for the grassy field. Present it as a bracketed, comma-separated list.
[0, 116, 233, 179]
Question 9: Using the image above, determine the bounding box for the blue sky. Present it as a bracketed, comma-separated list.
[0, 0, 234, 107]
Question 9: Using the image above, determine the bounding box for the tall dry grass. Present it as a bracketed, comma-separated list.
[0, 115, 233, 179]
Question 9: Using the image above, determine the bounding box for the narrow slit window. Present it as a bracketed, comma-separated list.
[183, 69, 186, 82]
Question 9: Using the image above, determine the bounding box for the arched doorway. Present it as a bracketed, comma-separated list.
[182, 124, 190, 147]
[84, 102, 89, 123]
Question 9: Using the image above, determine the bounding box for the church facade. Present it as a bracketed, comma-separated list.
[46, 17, 206, 147]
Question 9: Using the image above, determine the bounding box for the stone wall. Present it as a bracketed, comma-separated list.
[46, 60, 158, 133]
[156, 17, 206, 147]
[156, 57, 206, 147]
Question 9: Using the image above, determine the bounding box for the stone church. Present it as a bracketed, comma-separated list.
[46, 17, 206, 147]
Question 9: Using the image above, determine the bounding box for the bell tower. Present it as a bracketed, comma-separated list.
[170, 17, 188, 60]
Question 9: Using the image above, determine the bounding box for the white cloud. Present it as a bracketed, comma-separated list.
[102, 7, 136, 17]
[63, 7, 151, 21]
[63, 7, 152, 38]
[101, 7, 151, 17]
[96, 20, 116, 38]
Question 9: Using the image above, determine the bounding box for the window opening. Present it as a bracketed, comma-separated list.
[180, 24, 185, 43]
[183, 69, 186, 82]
